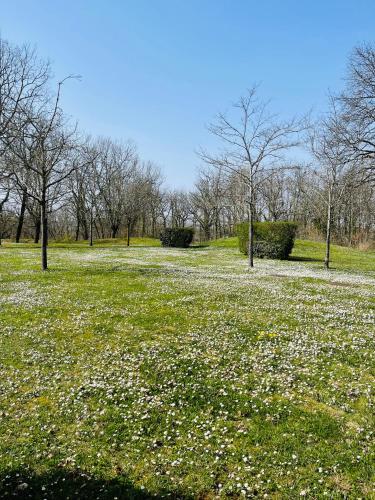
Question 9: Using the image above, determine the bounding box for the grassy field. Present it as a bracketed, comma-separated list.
[0, 239, 374, 499]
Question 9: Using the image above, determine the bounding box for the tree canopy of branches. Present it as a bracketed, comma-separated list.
[338, 44, 375, 182]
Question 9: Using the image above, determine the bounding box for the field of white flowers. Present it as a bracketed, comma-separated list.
[0, 243, 374, 498]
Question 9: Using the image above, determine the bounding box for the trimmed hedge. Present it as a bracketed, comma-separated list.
[236, 221, 298, 259]
[160, 227, 194, 248]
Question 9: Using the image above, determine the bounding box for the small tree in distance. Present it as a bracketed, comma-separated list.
[309, 102, 356, 269]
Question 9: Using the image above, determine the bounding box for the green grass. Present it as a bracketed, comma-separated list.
[207, 237, 239, 248]
[11, 236, 161, 248]
[0, 238, 374, 498]
[291, 239, 375, 273]
[210, 237, 375, 274]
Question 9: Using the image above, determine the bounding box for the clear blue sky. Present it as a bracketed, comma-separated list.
[1, 1, 374, 188]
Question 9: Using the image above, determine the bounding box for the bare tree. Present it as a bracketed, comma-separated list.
[0, 37, 49, 156]
[92, 138, 138, 239]
[65, 139, 100, 244]
[200, 86, 301, 267]
[5, 79, 83, 269]
[309, 103, 358, 268]
[168, 190, 191, 229]
[143, 170, 164, 238]
[337, 44, 375, 182]
[190, 168, 225, 241]
[258, 171, 290, 222]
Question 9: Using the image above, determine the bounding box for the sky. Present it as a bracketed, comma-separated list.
[1, 0, 374, 188]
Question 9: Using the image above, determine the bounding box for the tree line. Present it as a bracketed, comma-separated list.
[0, 37, 374, 269]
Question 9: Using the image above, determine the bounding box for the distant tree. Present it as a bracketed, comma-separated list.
[258, 171, 290, 222]
[142, 167, 164, 238]
[92, 138, 138, 239]
[169, 190, 191, 229]
[190, 168, 224, 241]
[65, 139, 100, 244]
[136, 162, 163, 238]
[309, 103, 357, 268]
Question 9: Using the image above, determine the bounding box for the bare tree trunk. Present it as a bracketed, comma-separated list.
[96, 216, 105, 239]
[34, 218, 41, 244]
[348, 203, 353, 246]
[82, 216, 89, 240]
[248, 208, 254, 268]
[248, 185, 254, 268]
[75, 219, 80, 241]
[0, 191, 10, 246]
[203, 224, 210, 241]
[94, 220, 101, 240]
[41, 191, 48, 270]
[16, 189, 27, 243]
[325, 189, 332, 270]
[89, 207, 93, 247]
[127, 222, 130, 247]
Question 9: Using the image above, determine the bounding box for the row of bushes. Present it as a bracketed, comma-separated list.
[236, 221, 298, 259]
[159, 222, 298, 260]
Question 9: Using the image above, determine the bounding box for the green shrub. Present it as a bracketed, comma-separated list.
[160, 227, 194, 248]
[236, 221, 298, 259]
[236, 223, 250, 255]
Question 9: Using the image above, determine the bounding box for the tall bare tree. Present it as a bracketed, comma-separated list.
[200, 86, 301, 267]
[5, 79, 83, 269]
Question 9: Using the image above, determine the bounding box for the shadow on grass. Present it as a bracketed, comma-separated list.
[190, 244, 210, 249]
[50, 245, 161, 249]
[288, 255, 322, 263]
[0, 468, 193, 499]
